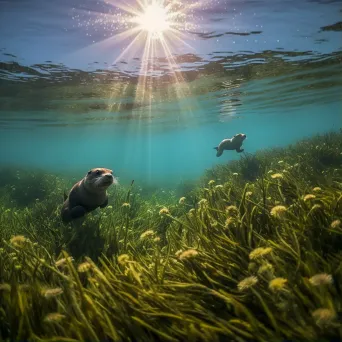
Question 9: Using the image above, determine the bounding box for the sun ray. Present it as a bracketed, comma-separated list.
[66, 1, 206, 190]
[105, 0, 144, 17]
[168, 29, 196, 50]
[70, 0, 204, 136]
[114, 30, 146, 65]
[68, 26, 141, 62]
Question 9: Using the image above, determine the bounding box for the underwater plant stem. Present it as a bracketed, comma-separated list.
[132, 316, 178, 342]
[4, 241, 70, 281]
[166, 214, 192, 230]
[123, 214, 130, 252]
[251, 288, 279, 334]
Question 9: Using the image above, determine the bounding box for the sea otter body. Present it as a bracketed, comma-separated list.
[214, 133, 247, 157]
[61, 168, 116, 224]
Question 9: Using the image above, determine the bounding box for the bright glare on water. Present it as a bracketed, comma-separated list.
[0, 0, 341, 189]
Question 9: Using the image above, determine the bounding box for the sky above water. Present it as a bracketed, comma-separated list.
[0, 0, 341, 73]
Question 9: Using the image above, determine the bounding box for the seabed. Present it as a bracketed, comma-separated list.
[0, 130, 341, 342]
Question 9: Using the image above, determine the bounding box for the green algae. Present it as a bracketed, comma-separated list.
[0, 130, 341, 342]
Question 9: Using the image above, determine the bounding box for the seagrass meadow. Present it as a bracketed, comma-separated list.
[0, 130, 342, 342]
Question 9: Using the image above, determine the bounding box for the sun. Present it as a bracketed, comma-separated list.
[134, 3, 171, 38]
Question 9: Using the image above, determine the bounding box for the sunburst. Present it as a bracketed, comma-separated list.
[92, 0, 203, 116]
[133, 2, 171, 38]
[111, 0, 199, 68]
[70, 0, 205, 125]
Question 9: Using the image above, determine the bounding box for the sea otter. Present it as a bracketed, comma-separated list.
[61, 168, 117, 224]
[214, 133, 247, 157]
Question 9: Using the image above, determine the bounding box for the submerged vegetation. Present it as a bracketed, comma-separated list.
[0, 130, 342, 341]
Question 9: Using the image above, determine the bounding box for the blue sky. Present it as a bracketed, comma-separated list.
[0, 0, 341, 73]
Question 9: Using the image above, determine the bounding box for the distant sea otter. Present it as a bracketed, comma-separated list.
[214, 133, 247, 157]
[61, 168, 117, 224]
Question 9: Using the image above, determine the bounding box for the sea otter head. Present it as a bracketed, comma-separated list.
[84, 167, 118, 192]
[232, 133, 247, 146]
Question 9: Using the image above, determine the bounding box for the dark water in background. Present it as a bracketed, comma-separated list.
[0, 0, 341, 189]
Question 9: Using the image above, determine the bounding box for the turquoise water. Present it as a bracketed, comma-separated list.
[0, 0, 341, 189]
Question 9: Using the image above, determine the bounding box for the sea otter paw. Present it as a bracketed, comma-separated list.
[70, 205, 87, 219]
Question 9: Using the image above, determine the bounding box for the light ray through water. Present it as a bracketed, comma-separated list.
[69, 0, 209, 179]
